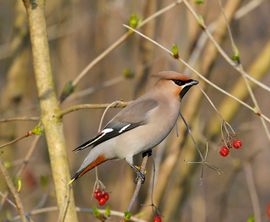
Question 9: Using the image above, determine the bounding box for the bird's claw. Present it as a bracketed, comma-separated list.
[134, 170, 146, 184]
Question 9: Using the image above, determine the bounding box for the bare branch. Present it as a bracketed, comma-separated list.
[125, 156, 149, 214]
[123, 25, 270, 124]
[244, 162, 262, 222]
[0, 132, 33, 149]
[12, 206, 146, 222]
[58, 101, 129, 118]
[0, 116, 39, 123]
[0, 158, 27, 222]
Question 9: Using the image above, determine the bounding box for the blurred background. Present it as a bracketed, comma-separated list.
[0, 0, 270, 221]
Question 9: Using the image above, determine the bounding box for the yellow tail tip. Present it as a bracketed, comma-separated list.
[68, 178, 75, 185]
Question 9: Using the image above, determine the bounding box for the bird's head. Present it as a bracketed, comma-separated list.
[152, 71, 199, 99]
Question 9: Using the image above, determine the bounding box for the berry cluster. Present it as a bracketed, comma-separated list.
[153, 215, 162, 222]
[94, 188, 110, 206]
[219, 139, 242, 157]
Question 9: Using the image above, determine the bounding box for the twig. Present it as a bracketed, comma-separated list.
[122, 25, 270, 124]
[58, 101, 129, 118]
[244, 162, 261, 222]
[68, 76, 124, 102]
[0, 158, 27, 222]
[235, 0, 265, 19]
[0, 132, 33, 149]
[68, 0, 183, 96]
[126, 155, 149, 213]
[0, 191, 16, 209]
[0, 116, 39, 123]
[216, 0, 270, 141]
[182, 0, 270, 93]
[16, 135, 41, 177]
[0, 136, 41, 210]
[12, 206, 146, 222]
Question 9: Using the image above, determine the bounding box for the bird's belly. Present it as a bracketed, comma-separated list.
[113, 119, 176, 159]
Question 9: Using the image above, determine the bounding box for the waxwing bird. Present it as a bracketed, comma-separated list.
[70, 71, 198, 183]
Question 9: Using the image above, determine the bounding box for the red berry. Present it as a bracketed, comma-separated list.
[153, 215, 162, 222]
[267, 203, 270, 218]
[219, 146, 230, 157]
[94, 190, 102, 200]
[98, 197, 106, 206]
[103, 192, 109, 201]
[232, 139, 242, 149]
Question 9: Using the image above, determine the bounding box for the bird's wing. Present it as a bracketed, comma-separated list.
[73, 98, 158, 151]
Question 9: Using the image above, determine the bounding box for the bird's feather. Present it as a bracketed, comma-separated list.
[73, 98, 158, 152]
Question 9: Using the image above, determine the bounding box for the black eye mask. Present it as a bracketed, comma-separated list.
[172, 79, 199, 98]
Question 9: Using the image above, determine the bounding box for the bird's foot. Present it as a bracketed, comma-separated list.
[134, 170, 146, 184]
[142, 149, 152, 158]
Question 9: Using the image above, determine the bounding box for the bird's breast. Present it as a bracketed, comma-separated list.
[114, 100, 180, 158]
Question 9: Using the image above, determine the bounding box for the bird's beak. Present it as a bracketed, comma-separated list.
[180, 79, 199, 99]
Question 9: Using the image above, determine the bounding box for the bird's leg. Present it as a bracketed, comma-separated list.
[126, 157, 145, 183]
[142, 149, 152, 158]
[128, 163, 146, 183]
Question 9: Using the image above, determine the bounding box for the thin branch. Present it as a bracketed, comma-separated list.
[126, 156, 149, 213]
[12, 206, 146, 222]
[16, 135, 41, 177]
[122, 25, 270, 124]
[0, 158, 27, 222]
[70, 0, 183, 89]
[216, 0, 270, 140]
[68, 76, 124, 102]
[0, 136, 41, 210]
[0, 191, 16, 209]
[58, 101, 129, 118]
[0, 116, 39, 123]
[182, 0, 270, 93]
[235, 0, 265, 19]
[0, 131, 33, 149]
[244, 162, 261, 222]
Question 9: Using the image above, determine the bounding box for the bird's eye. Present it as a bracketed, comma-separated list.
[173, 80, 185, 86]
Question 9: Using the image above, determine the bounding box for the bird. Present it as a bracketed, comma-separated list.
[69, 71, 198, 183]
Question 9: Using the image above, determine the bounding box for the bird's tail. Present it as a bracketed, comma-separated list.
[69, 154, 107, 184]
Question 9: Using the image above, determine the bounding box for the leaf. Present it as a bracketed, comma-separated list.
[93, 207, 100, 217]
[123, 68, 135, 79]
[195, 0, 204, 4]
[198, 15, 205, 28]
[17, 177, 22, 192]
[104, 206, 111, 217]
[231, 50, 240, 63]
[31, 125, 44, 135]
[247, 215, 255, 222]
[124, 211, 132, 220]
[4, 161, 12, 169]
[171, 44, 179, 59]
[129, 14, 140, 29]
[40, 175, 49, 188]
[60, 81, 75, 102]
